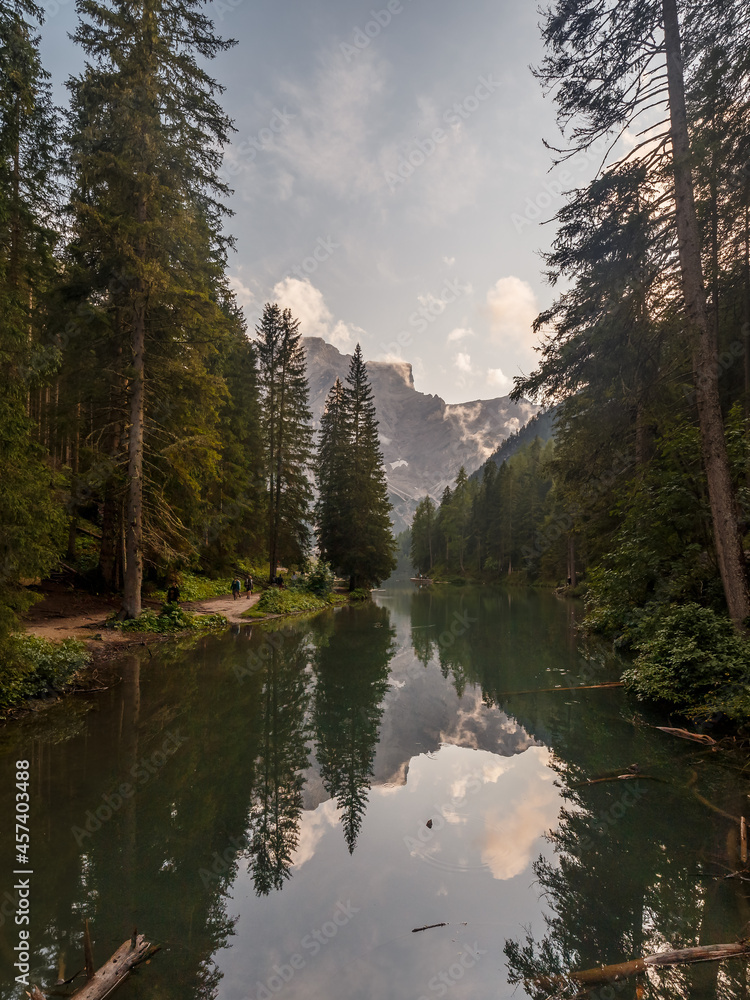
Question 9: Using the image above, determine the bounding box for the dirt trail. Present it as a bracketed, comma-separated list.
[21, 582, 259, 653]
[181, 593, 260, 624]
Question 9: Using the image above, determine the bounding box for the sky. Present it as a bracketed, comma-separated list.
[37, 0, 609, 404]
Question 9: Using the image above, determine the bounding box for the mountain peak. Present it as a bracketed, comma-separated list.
[303, 336, 539, 529]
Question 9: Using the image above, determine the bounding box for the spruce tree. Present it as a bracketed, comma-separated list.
[534, 0, 750, 623]
[410, 496, 436, 574]
[339, 345, 396, 589]
[66, 0, 235, 617]
[0, 1, 64, 643]
[316, 377, 351, 572]
[255, 303, 314, 582]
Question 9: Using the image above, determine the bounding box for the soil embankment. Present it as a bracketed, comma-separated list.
[21, 581, 260, 664]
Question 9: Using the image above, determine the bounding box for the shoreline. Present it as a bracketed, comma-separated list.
[5, 587, 342, 723]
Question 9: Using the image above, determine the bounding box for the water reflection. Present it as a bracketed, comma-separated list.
[0, 588, 748, 1000]
[311, 603, 396, 853]
[247, 631, 311, 895]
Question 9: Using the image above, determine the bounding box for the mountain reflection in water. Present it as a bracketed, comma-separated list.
[0, 587, 747, 1000]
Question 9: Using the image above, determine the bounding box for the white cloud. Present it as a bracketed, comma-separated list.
[274, 51, 390, 200]
[443, 256, 456, 267]
[486, 275, 538, 345]
[271, 277, 364, 351]
[487, 367, 511, 392]
[455, 352, 473, 374]
[292, 798, 340, 870]
[447, 327, 474, 344]
[228, 273, 255, 309]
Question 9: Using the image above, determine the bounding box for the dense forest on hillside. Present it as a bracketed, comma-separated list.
[411, 0, 750, 722]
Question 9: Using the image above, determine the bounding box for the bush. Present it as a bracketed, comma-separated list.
[0, 635, 90, 710]
[349, 588, 371, 602]
[255, 589, 328, 615]
[304, 562, 334, 597]
[113, 606, 228, 633]
[154, 573, 233, 602]
[623, 603, 750, 720]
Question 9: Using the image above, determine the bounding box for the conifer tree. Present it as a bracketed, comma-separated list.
[0, 1, 64, 643]
[534, 0, 750, 623]
[410, 496, 437, 574]
[255, 303, 314, 582]
[66, 0, 235, 617]
[316, 378, 351, 572]
[338, 345, 396, 589]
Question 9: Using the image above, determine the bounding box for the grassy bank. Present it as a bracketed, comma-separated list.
[243, 588, 353, 619]
[0, 635, 91, 712]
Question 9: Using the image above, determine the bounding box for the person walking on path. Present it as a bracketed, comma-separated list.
[245, 575, 253, 598]
[231, 577, 241, 601]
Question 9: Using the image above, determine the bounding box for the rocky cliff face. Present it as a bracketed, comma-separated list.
[304, 338, 539, 531]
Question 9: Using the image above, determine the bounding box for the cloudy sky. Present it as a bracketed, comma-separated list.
[39, 0, 608, 404]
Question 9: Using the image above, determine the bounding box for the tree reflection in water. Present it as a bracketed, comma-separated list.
[311, 603, 396, 853]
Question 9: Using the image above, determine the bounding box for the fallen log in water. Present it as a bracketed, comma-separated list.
[573, 774, 659, 787]
[654, 726, 716, 746]
[29, 929, 159, 1000]
[534, 941, 750, 993]
[501, 682, 624, 697]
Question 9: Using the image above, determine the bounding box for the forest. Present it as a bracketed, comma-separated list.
[3, 0, 750, 724]
[411, 0, 750, 723]
[0, 1, 395, 705]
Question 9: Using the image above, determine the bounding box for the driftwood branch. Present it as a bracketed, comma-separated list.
[502, 682, 624, 697]
[654, 726, 716, 745]
[29, 931, 159, 1000]
[534, 941, 750, 992]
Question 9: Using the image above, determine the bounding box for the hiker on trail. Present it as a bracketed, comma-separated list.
[245, 575, 253, 598]
[231, 577, 241, 600]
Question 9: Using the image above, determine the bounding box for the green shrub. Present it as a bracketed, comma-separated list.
[255, 589, 328, 615]
[349, 588, 371, 602]
[304, 562, 334, 597]
[154, 573, 233, 602]
[113, 606, 228, 633]
[0, 635, 90, 710]
[623, 603, 750, 720]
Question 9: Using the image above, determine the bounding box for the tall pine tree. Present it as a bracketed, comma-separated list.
[339, 345, 396, 589]
[66, 0, 235, 616]
[0, 1, 64, 644]
[255, 303, 313, 582]
[316, 377, 351, 572]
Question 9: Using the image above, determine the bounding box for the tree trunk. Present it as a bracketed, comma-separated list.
[567, 534, 577, 588]
[99, 481, 120, 588]
[100, 414, 122, 588]
[123, 281, 146, 618]
[662, 0, 750, 627]
[31, 932, 158, 1000]
[66, 404, 80, 562]
[744, 198, 750, 420]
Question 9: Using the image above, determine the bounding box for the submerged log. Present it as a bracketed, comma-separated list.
[29, 932, 158, 1000]
[573, 774, 659, 787]
[501, 682, 624, 696]
[654, 726, 717, 745]
[534, 941, 750, 992]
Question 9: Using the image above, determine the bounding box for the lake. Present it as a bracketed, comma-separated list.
[0, 586, 747, 1000]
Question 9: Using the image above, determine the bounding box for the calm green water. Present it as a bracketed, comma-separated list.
[0, 587, 748, 1000]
